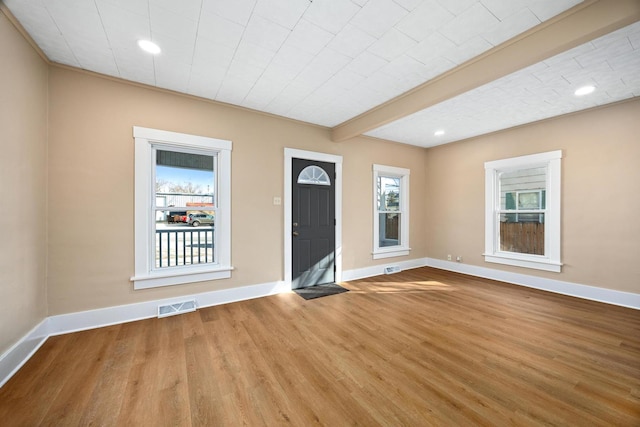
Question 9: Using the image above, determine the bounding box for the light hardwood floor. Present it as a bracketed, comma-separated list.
[1, 267, 639, 426]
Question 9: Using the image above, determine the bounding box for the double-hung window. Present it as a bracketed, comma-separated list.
[484, 150, 562, 272]
[132, 127, 232, 289]
[373, 164, 410, 259]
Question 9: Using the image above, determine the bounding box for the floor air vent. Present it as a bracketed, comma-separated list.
[158, 300, 197, 318]
[384, 265, 401, 275]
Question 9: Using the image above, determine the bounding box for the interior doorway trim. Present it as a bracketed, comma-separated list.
[284, 148, 343, 289]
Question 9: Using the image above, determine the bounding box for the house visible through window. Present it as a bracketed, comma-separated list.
[373, 164, 410, 259]
[484, 150, 562, 272]
[499, 167, 546, 255]
[132, 127, 232, 289]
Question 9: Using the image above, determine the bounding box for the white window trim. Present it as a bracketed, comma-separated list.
[484, 150, 562, 272]
[373, 164, 410, 260]
[131, 126, 233, 289]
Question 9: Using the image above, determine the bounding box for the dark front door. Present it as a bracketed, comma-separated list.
[292, 158, 336, 289]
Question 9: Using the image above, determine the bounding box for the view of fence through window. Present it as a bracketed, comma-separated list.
[377, 175, 401, 247]
[499, 166, 546, 255]
[154, 149, 216, 268]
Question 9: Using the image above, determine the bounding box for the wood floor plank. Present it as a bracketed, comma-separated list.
[77, 323, 142, 426]
[41, 326, 120, 425]
[1, 267, 639, 426]
[0, 333, 77, 425]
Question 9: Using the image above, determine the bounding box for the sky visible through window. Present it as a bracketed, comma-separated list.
[156, 165, 213, 193]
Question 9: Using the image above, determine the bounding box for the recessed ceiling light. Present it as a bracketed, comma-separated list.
[574, 85, 595, 96]
[434, 130, 445, 136]
[137, 39, 161, 55]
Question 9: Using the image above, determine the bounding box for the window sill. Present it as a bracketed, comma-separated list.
[372, 248, 411, 260]
[484, 253, 562, 272]
[131, 265, 234, 290]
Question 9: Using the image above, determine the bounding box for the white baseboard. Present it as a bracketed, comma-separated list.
[0, 318, 50, 388]
[1, 280, 288, 388]
[4, 259, 637, 388]
[426, 258, 640, 310]
[341, 257, 429, 282]
[0, 260, 430, 388]
[48, 280, 289, 336]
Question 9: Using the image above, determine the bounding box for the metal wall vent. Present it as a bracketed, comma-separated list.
[384, 265, 401, 275]
[157, 299, 197, 318]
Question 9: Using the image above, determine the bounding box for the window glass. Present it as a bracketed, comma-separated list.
[156, 150, 214, 198]
[373, 165, 410, 259]
[154, 150, 216, 269]
[378, 176, 401, 212]
[297, 165, 330, 186]
[518, 191, 541, 209]
[377, 175, 402, 247]
[498, 167, 546, 255]
[133, 126, 232, 289]
[484, 150, 561, 272]
[379, 212, 401, 247]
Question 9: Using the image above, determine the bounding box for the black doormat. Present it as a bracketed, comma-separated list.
[294, 283, 349, 300]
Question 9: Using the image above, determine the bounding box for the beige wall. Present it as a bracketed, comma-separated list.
[425, 99, 640, 293]
[0, 10, 48, 354]
[46, 66, 428, 315]
[2, 3, 638, 343]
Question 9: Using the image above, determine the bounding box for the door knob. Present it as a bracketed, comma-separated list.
[292, 231, 299, 237]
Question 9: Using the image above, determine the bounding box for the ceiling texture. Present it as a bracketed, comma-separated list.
[3, 0, 640, 147]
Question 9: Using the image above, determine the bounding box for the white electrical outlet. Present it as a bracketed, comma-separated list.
[447, 254, 452, 261]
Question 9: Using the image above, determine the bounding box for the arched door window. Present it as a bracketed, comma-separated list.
[297, 165, 331, 186]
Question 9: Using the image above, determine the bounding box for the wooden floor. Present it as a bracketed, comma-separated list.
[1, 267, 639, 426]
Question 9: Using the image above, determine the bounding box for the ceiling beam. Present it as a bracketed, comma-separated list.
[331, 0, 640, 142]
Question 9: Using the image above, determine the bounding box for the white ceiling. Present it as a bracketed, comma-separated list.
[4, 0, 639, 147]
[366, 21, 640, 146]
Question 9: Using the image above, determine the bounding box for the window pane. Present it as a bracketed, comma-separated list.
[298, 165, 330, 186]
[500, 167, 546, 210]
[498, 166, 546, 256]
[500, 213, 545, 255]
[155, 150, 216, 269]
[518, 192, 540, 209]
[379, 213, 401, 247]
[155, 150, 215, 209]
[155, 226, 215, 268]
[378, 176, 401, 211]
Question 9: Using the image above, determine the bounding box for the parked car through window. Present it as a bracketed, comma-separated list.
[188, 213, 214, 227]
